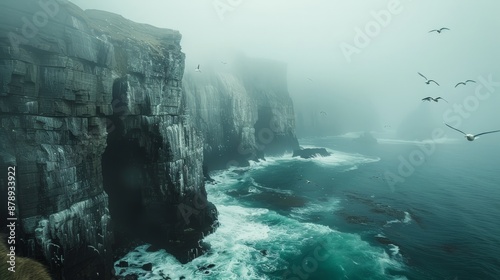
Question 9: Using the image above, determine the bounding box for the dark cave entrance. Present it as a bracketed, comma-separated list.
[102, 138, 145, 230]
[101, 78, 145, 240]
[102, 78, 167, 249]
[254, 107, 277, 156]
[254, 107, 299, 156]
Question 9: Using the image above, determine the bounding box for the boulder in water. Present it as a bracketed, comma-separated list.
[292, 148, 331, 159]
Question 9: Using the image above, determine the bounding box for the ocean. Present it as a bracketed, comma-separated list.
[115, 133, 500, 280]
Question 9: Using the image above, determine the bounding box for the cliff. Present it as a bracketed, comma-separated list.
[0, 1, 299, 279]
[184, 55, 299, 171]
[0, 1, 217, 279]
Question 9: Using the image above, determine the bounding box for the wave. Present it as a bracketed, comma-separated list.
[384, 211, 412, 227]
[249, 177, 294, 195]
[290, 199, 341, 220]
[295, 145, 380, 167]
[115, 168, 407, 280]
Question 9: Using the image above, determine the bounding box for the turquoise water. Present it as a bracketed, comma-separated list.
[115, 134, 500, 280]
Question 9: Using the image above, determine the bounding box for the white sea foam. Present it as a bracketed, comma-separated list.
[403, 211, 412, 224]
[116, 201, 407, 279]
[295, 145, 380, 168]
[385, 219, 401, 226]
[336, 131, 366, 139]
[116, 160, 406, 280]
[342, 165, 359, 172]
[384, 212, 412, 227]
[242, 176, 293, 195]
[388, 244, 400, 256]
[290, 199, 341, 220]
[387, 244, 405, 265]
[248, 185, 262, 194]
[235, 147, 380, 171]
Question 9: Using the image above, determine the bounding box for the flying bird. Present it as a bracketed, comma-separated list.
[455, 80, 476, 88]
[445, 123, 500, 141]
[422, 97, 447, 103]
[307, 78, 313, 82]
[320, 111, 327, 116]
[429, 27, 450, 33]
[418, 72, 440, 86]
[221, 61, 227, 65]
[195, 64, 201, 72]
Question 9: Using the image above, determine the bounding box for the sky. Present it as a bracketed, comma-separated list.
[69, 0, 500, 137]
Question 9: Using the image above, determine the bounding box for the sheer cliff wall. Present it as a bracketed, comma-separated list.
[184, 56, 299, 171]
[0, 1, 217, 279]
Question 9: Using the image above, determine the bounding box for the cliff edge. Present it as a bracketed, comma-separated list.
[0, 1, 217, 279]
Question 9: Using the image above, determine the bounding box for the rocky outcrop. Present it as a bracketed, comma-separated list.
[292, 148, 331, 159]
[0, 1, 217, 279]
[353, 131, 378, 145]
[184, 54, 299, 171]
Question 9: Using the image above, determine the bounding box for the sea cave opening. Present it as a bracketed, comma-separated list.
[101, 78, 145, 243]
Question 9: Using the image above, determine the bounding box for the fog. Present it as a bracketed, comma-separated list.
[70, 0, 500, 139]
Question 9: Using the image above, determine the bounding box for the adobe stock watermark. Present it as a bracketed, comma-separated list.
[339, 0, 412, 63]
[282, 235, 334, 280]
[384, 74, 500, 191]
[212, 0, 245, 21]
[7, 0, 62, 53]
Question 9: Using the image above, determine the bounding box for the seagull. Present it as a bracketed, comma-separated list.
[445, 123, 500, 141]
[422, 97, 447, 103]
[418, 72, 440, 86]
[455, 80, 476, 88]
[195, 64, 201, 72]
[429, 27, 450, 33]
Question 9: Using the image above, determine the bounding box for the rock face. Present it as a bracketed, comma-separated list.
[0, 1, 217, 279]
[184, 55, 299, 171]
[0, 1, 300, 279]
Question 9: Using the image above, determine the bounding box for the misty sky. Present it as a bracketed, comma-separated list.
[70, 0, 500, 137]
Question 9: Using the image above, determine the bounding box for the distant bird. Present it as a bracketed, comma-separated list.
[445, 123, 500, 141]
[418, 72, 440, 86]
[320, 111, 327, 116]
[195, 64, 201, 72]
[422, 97, 447, 103]
[307, 78, 313, 82]
[429, 27, 450, 34]
[455, 80, 476, 88]
[221, 61, 227, 65]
